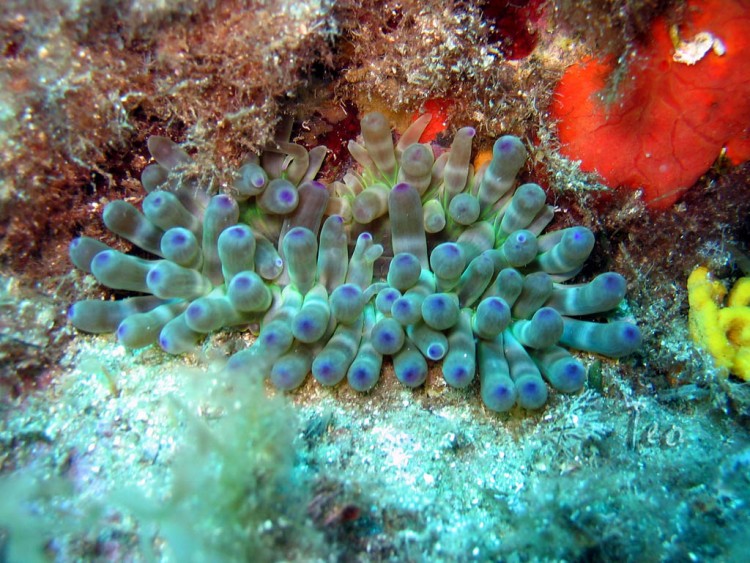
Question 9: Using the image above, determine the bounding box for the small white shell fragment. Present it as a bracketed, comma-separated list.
[673, 29, 726, 65]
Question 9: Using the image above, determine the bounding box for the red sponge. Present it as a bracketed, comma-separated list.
[551, 0, 750, 209]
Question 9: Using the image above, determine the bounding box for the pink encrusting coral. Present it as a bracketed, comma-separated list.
[551, 0, 750, 209]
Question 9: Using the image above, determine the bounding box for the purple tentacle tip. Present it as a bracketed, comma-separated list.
[262, 332, 278, 346]
[233, 275, 250, 289]
[378, 332, 396, 347]
[384, 291, 398, 303]
[427, 344, 445, 360]
[215, 195, 234, 208]
[537, 308, 557, 321]
[400, 366, 422, 386]
[393, 300, 410, 316]
[227, 226, 247, 238]
[93, 252, 111, 266]
[622, 324, 641, 344]
[498, 138, 515, 153]
[340, 284, 360, 298]
[186, 303, 203, 320]
[602, 273, 622, 291]
[431, 295, 448, 310]
[489, 298, 506, 311]
[280, 188, 296, 204]
[316, 361, 334, 379]
[171, 232, 188, 245]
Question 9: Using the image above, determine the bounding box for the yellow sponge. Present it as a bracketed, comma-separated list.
[728, 277, 750, 307]
[688, 266, 750, 381]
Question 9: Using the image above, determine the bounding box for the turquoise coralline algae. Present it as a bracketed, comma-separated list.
[68, 112, 641, 411]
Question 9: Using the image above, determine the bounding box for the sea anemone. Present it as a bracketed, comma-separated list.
[69, 112, 641, 411]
